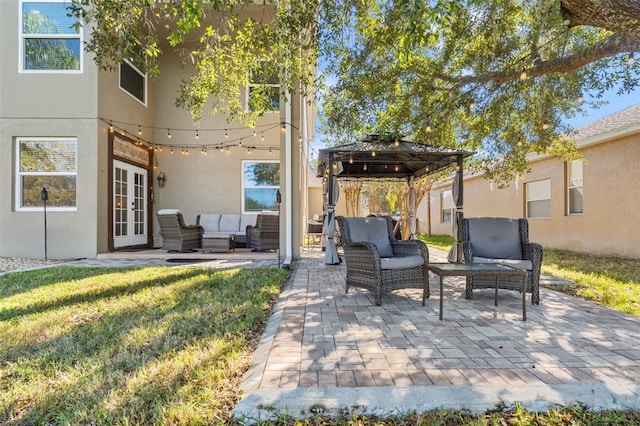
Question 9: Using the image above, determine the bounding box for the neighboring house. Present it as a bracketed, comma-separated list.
[0, 0, 312, 261]
[427, 104, 640, 258]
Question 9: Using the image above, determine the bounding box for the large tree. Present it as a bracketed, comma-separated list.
[71, 0, 640, 183]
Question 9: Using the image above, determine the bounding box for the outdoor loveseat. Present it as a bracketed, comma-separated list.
[336, 216, 430, 305]
[157, 209, 203, 252]
[462, 217, 543, 304]
[196, 213, 258, 247]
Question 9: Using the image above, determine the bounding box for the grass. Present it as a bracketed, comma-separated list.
[1, 252, 639, 425]
[0, 265, 288, 425]
[416, 234, 455, 252]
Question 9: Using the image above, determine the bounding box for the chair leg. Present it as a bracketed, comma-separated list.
[465, 277, 474, 299]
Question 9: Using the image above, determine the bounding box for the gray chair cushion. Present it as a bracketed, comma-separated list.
[347, 217, 394, 257]
[198, 213, 221, 233]
[380, 255, 424, 270]
[468, 217, 522, 260]
[219, 214, 241, 232]
[240, 214, 258, 231]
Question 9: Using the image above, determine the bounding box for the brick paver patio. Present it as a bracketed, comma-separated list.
[235, 248, 640, 420]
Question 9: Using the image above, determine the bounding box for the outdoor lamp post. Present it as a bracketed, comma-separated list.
[276, 189, 282, 268]
[41, 187, 48, 261]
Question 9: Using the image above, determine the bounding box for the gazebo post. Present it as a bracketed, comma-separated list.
[448, 154, 465, 263]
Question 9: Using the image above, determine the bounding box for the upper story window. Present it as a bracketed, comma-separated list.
[441, 189, 454, 223]
[526, 179, 551, 219]
[566, 160, 583, 215]
[120, 60, 147, 105]
[246, 61, 280, 113]
[20, 1, 82, 72]
[16, 137, 77, 211]
[242, 161, 280, 213]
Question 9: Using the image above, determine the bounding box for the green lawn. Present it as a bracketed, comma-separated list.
[1, 253, 639, 425]
[0, 266, 288, 425]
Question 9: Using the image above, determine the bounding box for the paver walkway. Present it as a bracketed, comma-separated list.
[234, 249, 640, 422]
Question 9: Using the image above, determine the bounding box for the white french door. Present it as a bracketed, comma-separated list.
[113, 160, 148, 248]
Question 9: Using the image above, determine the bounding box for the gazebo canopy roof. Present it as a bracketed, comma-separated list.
[316, 134, 475, 179]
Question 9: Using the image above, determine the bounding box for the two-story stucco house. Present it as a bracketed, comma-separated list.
[429, 104, 640, 258]
[0, 0, 313, 262]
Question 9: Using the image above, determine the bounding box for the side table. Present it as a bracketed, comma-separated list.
[428, 263, 527, 321]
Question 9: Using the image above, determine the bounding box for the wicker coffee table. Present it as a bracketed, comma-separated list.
[428, 263, 527, 321]
[202, 234, 235, 253]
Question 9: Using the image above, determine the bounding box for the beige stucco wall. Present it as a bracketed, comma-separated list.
[0, 0, 101, 259]
[428, 133, 640, 258]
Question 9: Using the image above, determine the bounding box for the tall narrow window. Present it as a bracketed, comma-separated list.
[246, 61, 280, 113]
[567, 160, 583, 215]
[242, 161, 280, 213]
[20, 1, 81, 72]
[16, 137, 77, 210]
[120, 60, 146, 105]
[526, 179, 551, 219]
[441, 189, 454, 223]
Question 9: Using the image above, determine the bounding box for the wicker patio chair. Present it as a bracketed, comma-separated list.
[336, 216, 429, 305]
[462, 217, 543, 304]
[157, 209, 203, 252]
[246, 213, 279, 251]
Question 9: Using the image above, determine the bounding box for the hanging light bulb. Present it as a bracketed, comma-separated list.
[425, 122, 432, 133]
[167, 129, 172, 139]
[225, 129, 228, 138]
[109, 121, 114, 133]
[628, 53, 635, 65]
[239, 139, 242, 147]
[253, 128, 257, 137]
[185, 147, 189, 155]
[170, 146, 174, 154]
[349, 154, 353, 164]
[363, 163, 367, 171]
[519, 69, 527, 80]
[268, 147, 272, 154]
[226, 147, 230, 153]
[261, 133, 265, 141]
[195, 129, 199, 140]
[371, 150, 376, 157]
[394, 165, 399, 172]
[517, 140, 523, 147]
[394, 138, 400, 147]
[469, 102, 475, 110]
[542, 122, 549, 130]
[138, 125, 142, 136]
[247, 147, 252, 154]
[577, 93, 584, 104]
[281, 122, 286, 131]
[201, 146, 207, 155]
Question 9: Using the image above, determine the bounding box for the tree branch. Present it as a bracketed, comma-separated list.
[436, 33, 640, 86]
[561, 0, 640, 40]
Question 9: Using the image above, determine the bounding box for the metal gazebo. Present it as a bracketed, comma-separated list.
[316, 134, 475, 265]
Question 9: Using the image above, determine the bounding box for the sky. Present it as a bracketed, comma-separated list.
[569, 88, 639, 128]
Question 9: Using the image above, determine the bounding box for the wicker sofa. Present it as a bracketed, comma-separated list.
[157, 209, 203, 252]
[336, 216, 430, 305]
[246, 213, 279, 251]
[462, 217, 543, 304]
[196, 213, 258, 247]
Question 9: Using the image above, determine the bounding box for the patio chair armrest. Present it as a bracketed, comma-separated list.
[523, 242, 543, 270]
[390, 240, 429, 260]
[462, 241, 474, 262]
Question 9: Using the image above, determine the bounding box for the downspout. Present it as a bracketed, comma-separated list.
[283, 90, 293, 268]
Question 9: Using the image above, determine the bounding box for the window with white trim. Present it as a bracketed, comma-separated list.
[242, 161, 280, 213]
[119, 60, 147, 105]
[566, 160, 583, 215]
[20, 1, 82, 72]
[16, 137, 77, 210]
[526, 179, 551, 219]
[441, 189, 454, 223]
[246, 61, 280, 112]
